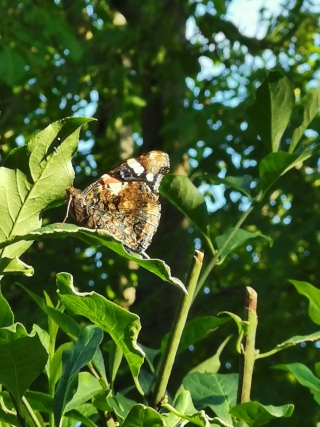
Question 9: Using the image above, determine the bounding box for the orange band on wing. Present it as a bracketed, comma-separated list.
[100, 174, 121, 184]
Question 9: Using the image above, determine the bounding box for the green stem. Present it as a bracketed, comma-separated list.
[22, 396, 43, 427]
[194, 204, 255, 298]
[149, 250, 204, 409]
[237, 287, 258, 403]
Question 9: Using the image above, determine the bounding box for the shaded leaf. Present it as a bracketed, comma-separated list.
[258, 145, 320, 197]
[0, 323, 48, 406]
[161, 175, 212, 249]
[56, 272, 145, 395]
[230, 401, 293, 426]
[65, 372, 103, 412]
[273, 363, 320, 405]
[203, 174, 253, 198]
[53, 325, 103, 425]
[215, 228, 271, 264]
[289, 280, 320, 325]
[106, 394, 137, 423]
[0, 47, 27, 86]
[290, 86, 320, 152]
[121, 404, 164, 427]
[247, 71, 295, 152]
[182, 372, 238, 424]
[189, 335, 232, 374]
[163, 390, 220, 426]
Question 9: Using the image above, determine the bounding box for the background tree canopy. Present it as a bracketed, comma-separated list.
[1, 0, 320, 425]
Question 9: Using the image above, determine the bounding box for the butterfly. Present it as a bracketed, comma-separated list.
[64, 151, 170, 258]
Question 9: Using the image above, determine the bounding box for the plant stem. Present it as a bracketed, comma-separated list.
[149, 250, 204, 409]
[22, 396, 43, 427]
[237, 287, 258, 403]
[195, 204, 255, 298]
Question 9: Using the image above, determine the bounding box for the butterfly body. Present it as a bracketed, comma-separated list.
[65, 151, 170, 256]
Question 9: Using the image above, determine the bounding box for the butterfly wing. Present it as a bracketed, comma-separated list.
[107, 151, 170, 191]
[66, 151, 170, 255]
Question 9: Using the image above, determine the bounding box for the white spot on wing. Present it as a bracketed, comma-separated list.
[108, 182, 123, 194]
[127, 158, 145, 175]
[146, 173, 154, 182]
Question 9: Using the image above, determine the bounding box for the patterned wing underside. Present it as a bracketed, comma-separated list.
[76, 182, 160, 253]
[65, 151, 169, 255]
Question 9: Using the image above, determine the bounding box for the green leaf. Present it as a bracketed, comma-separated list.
[53, 325, 103, 425]
[0, 116, 94, 260]
[64, 404, 99, 427]
[56, 272, 145, 395]
[289, 280, 320, 325]
[230, 401, 293, 426]
[121, 404, 164, 427]
[258, 145, 320, 197]
[247, 71, 295, 152]
[215, 228, 271, 263]
[65, 372, 103, 412]
[106, 394, 136, 423]
[25, 391, 53, 413]
[0, 47, 27, 86]
[189, 335, 232, 374]
[272, 363, 320, 406]
[0, 257, 33, 276]
[258, 331, 320, 359]
[161, 316, 230, 354]
[2, 224, 186, 293]
[0, 323, 48, 406]
[18, 283, 81, 340]
[203, 174, 253, 199]
[163, 390, 220, 426]
[160, 175, 212, 249]
[109, 341, 123, 390]
[272, 363, 320, 404]
[50, 343, 74, 387]
[182, 372, 238, 424]
[290, 86, 320, 152]
[0, 290, 14, 327]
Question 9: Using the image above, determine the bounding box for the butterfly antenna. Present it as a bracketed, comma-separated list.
[62, 195, 72, 224]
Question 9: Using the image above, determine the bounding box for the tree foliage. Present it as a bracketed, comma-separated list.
[1, 0, 320, 425]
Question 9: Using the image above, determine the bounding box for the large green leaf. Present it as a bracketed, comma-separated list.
[273, 363, 320, 405]
[1, 225, 186, 292]
[258, 145, 320, 197]
[182, 372, 238, 424]
[53, 325, 103, 426]
[121, 404, 164, 427]
[56, 272, 145, 395]
[289, 280, 320, 325]
[230, 401, 293, 426]
[65, 372, 103, 413]
[0, 117, 93, 260]
[290, 86, 320, 152]
[160, 174, 212, 250]
[0, 323, 48, 407]
[247, 71, 295, 152]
